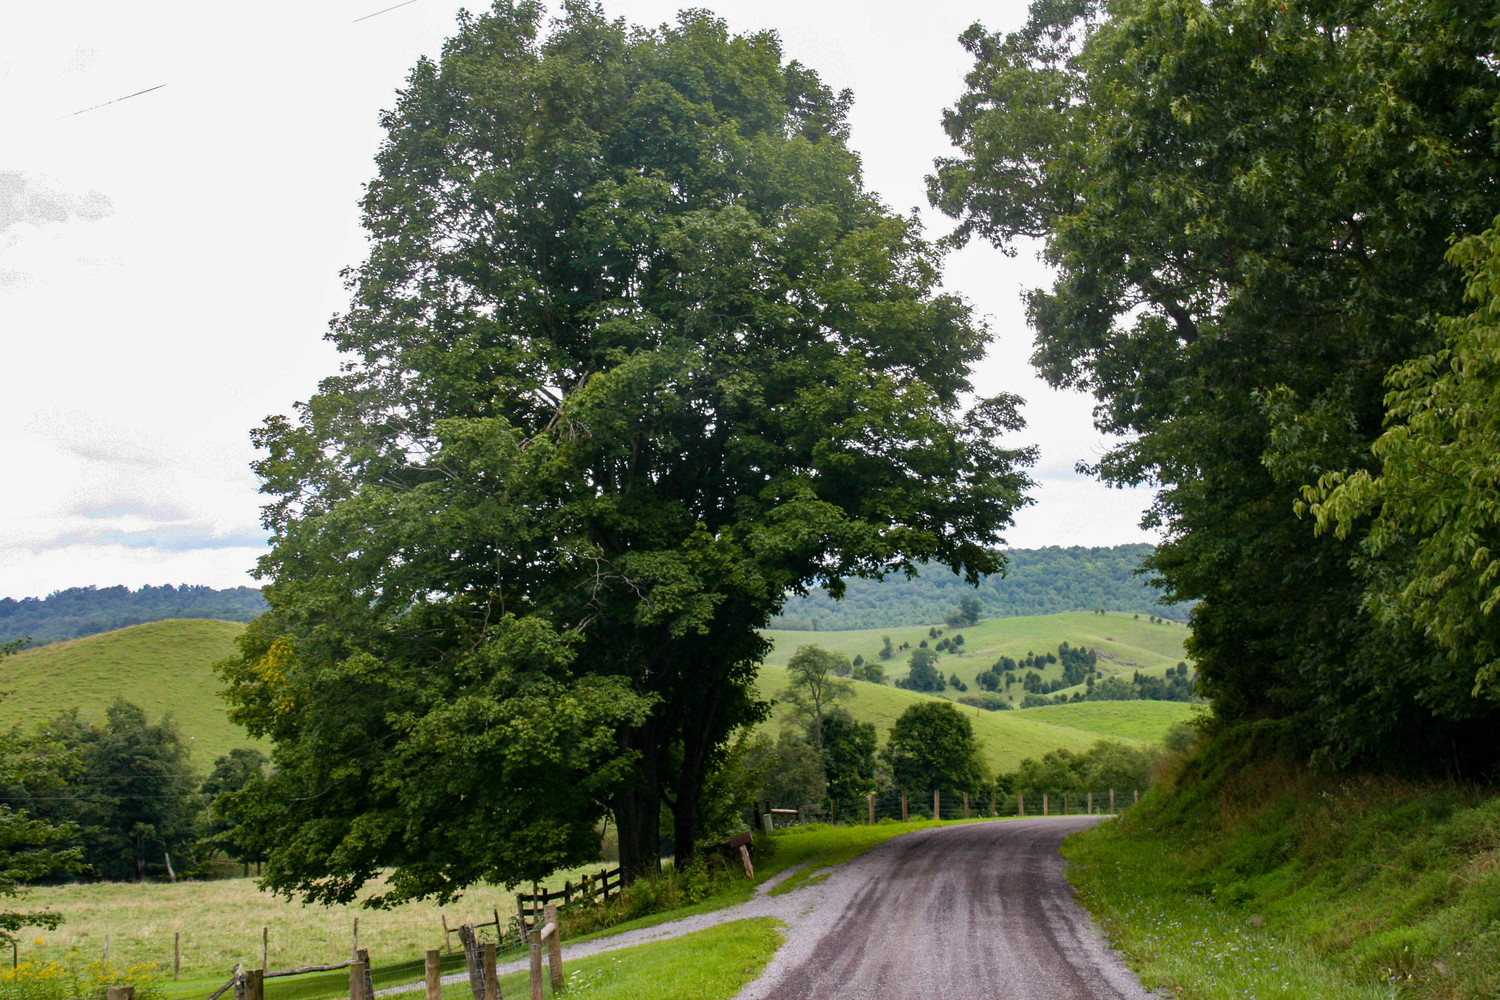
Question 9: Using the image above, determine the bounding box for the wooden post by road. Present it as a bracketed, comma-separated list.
[425, 950, 442, 1000]
[933, 789, 940, 820]
[349, 961, 368, 1000]
[108, 987, 136, 1000]
[1064, 793, 1070, 814]
[963, 792, 970, 819]
[1087, 791, 1093, 814]
[243, 971, 263, 1000]
[867, 793, 875, 825]
[830, 798, 836, 823]
[1018, 791, 1025, 817]
[528, 936, 543, 1000]
[990, 790, 996, 817]
[1043, 792, 1049, 816]
[174, 933, 180, 980]
[901, 791, 908, 822]
[545, 904, 563, 992]
[357, 949, 374, 1000]
[1110, 788, 1116, 813]
[483, 942, 499, 1000]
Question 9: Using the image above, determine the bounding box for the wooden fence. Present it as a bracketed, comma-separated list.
[514, 867, 621, 941]
[763, 788, 1144, 827]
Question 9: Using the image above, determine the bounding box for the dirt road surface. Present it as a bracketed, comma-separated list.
[737, 817, 1152, 1000]
[489, 816, 1149, 999]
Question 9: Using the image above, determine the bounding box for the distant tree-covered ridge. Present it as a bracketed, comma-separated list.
[771, 545, 1183, 630]
[0, 585, 266, 648]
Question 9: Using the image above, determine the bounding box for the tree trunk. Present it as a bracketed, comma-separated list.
[613, 724, 661, 884]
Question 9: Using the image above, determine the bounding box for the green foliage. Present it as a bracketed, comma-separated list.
[782, 646, 854, 750]
[945, 595, 983, 628]
[896, 647, 945, 692]
[200, 748, 267, 865]
[881, 701, 985, 793]
[819, 709, 877, 800]
[235, 0, 1033, 894]
[0, 586, 265, 649]
[27, 700, 201, 883]
[772, 545, 1184, 629]
[0, 644, 83, 946]
[744, 731, 826, 806]
[932, 0, 1500, 771]
[1307, 216, 1500, 705]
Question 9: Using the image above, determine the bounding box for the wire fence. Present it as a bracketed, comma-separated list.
[759, 787, 1142, 828]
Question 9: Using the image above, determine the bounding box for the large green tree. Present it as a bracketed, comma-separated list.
[224, 0, 1033, 899]
[931, 0, 1500, 770]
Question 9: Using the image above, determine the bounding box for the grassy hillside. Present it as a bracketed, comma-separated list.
[763, 611, 1190, 706]
[755, 658, 1149, 774]
[1066, 726, 1500, 999]
[1014, 701, 1201, 743]
[0, 619, 256, 770]
[0, 613, 1183, 778]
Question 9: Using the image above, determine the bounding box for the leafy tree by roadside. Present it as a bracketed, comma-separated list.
[221, 1, 1033, 898]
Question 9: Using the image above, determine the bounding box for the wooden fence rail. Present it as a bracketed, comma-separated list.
[515, 867, 621, 941]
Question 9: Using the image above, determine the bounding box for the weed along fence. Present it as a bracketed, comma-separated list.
[759, 788, 1143, 828]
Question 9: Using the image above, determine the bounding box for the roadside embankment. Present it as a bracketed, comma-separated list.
[1064, 722, 1500, 1000]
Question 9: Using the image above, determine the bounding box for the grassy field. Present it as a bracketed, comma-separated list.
[763, 610, 1189, 705]
[0, 620, 255, 770]
[17, 821, 948, 982]
[1013, 701, 1200, 743]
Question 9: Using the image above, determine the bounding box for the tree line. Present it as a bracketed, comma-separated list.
[769, 544, 1186, 630]
[0, 585, 266, 648]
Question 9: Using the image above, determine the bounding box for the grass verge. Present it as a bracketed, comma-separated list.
[488, 918, 782, 1000]
[1063, 722, 1500, 999]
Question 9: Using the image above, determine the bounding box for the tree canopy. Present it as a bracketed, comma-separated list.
[881, 701, 985, 794]
[931, 0, 1500, 771]
[223, 0, 1033, 900]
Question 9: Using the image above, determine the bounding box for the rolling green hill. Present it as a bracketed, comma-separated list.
[763, 611, 1190, 707]
[0, 619, 258, 770]
[0, 613, 1188, 778]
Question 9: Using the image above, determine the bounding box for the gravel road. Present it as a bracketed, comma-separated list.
[738, 817, 1152, 1000]
[486, 816, 1150, 999]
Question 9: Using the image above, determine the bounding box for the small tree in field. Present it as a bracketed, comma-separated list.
[882, 702, 985, 794]
[784, 646, 854, 751]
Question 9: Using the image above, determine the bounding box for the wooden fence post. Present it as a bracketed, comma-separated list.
[990, 790, 996, 818]
[1087, 791, 1093, 814]
[1043, 792, 1049, 816]
[174, 933, 180, 980]
[529, 934, 543, 1000]
[1018, 791, 1025, 817]
[545, 904, 563, 992]
[459, 925, 484, 1000]
[243, 971, 262, 1000]
[963, 792, 970, 819]
[1110, 788, 1116, 813]
[425, 950, 442, 1000]
[357, 948, 373, 1000]
[1134, 788, 1140, 806]
[107, 987, 136, 1000]
[261, 927, 268, 972]
[933, 789, 940, 820]
[483, 942, 499, 1000]
[1063, 793, 1070, 814]
[349, 961, 368, 1000]
[867, 793, 875, 825]
[829, 799, 836, 823]
[901, 791, 908, 822]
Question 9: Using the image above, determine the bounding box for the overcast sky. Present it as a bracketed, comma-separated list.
[0, 0, 1158, 601]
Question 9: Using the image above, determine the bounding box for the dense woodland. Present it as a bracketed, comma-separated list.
[770, 544, 1182, 629]
[0, 585, 265, 648]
